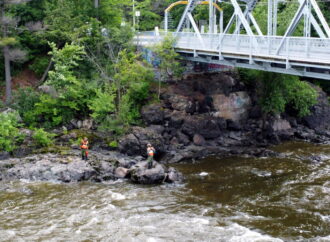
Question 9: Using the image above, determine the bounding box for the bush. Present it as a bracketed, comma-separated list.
[32, 128, 55, 147]
[11, 87, 41, 126]
[0, 112, 23, 152]
[29, 56, 50, 76]
[239, 70, 318, 117]
[109, 140, 118, 148]
[89, 85, 116, 123]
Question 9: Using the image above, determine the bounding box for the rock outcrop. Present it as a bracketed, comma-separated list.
[0, 152, 183, 185]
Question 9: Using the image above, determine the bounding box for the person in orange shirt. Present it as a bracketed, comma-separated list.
[80, 137, 89, 160]
[147, 143, 156, 169]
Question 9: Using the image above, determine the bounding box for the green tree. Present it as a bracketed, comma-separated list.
[0, 0, 28, 104]
[152, 35, 183, 97]
[30, 43, 94, 128]
[239, 69, 318, 117]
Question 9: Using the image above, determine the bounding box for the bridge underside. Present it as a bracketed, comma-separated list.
[179, 49, 330, 80]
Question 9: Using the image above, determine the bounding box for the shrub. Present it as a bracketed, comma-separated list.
[29, 56, 50, 76]
[32, 128, 55, 147]
[11, 87, 41, 126]
[0, 112, 23, 152]
[239, 70, 318, 117]
[89, 85, 116, 123]
[109, 140, 118, 148]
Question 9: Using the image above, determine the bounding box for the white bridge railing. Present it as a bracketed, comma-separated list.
[136, 31, 330, 64]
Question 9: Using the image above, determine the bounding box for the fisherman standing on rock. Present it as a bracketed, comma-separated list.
[80, 137, 89, 160]
[147, 143, 156, 169]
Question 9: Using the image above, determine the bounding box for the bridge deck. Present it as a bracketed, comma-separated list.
[136, 31, 330, 80]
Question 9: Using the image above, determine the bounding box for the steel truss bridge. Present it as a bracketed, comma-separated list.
[136, 0, 330, 80]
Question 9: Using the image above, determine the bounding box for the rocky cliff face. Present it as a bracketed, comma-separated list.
[119, 72, 330, 163]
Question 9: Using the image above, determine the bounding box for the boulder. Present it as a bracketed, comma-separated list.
[115, 167, 129, 178]
[176, 131, 190, 145]
[168, 94, 190, 111]
[271, 119, 291, 132]
[141, 104, 165, 125]
[148, 125, 165, 135]
[302, 87, 330, 130]
[82, 119, 93, 129]
[118, 133, 140, 156]
[168, 111, 186, 129]
[38, 85, 58, 98]
[0, 152, 10, 160]
[118, 127, 165, 157]
[212, 91, 252, 122]
[129, 161, 166, 184]
[193, 134, 206, 146]
[166, 167, 184, 183]
[182, 115, 221, 139]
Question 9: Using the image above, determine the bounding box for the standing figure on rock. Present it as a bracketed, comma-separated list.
[147, 143, 156, 169]
[80, 137, 89, 160]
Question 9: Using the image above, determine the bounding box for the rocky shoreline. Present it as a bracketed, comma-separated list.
[1, 72, 330, 185]
[0, 150, 183, 184]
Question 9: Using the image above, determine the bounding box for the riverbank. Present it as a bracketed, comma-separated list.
[1, 72, 330, 184]
[118, 72, 330, 163]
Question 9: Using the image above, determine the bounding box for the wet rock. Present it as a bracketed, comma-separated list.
[129, 161, 166, 184]
[141, 104, 164, 125]
[5, 157, 96, 182]
[166, 167, 184, 183]
[193, 134, 206, 146]
[115, 167, 129, 178]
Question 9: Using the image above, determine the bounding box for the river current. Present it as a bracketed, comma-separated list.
[0, 142, 329, 241]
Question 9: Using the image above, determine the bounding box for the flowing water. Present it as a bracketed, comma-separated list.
[0, 142, 329, 241]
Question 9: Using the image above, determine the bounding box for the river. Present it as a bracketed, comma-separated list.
[0, 142, 329, 241]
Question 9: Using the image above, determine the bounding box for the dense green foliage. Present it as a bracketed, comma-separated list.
[32, 128, 55, 148]
[0, 112, 23, 152]
[239, 70, 318, 117]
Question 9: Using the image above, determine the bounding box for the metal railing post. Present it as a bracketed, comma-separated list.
[286, 38, 290, 69]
